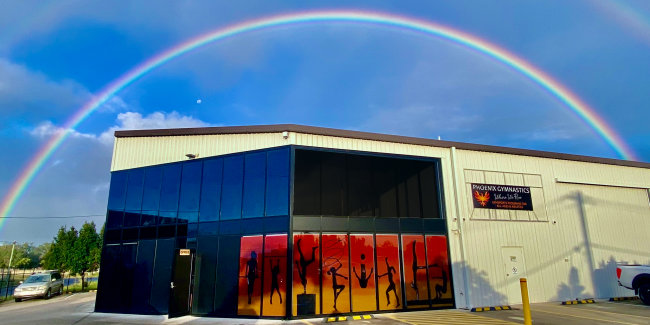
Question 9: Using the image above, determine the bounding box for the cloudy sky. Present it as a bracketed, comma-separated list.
[1, 1, 649, 244]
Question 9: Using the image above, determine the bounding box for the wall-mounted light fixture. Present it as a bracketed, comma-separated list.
[282, 131, 289, 139]
[186, 153, 197, 159]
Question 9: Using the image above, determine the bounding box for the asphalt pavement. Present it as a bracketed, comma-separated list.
[0, 292, 648, 325]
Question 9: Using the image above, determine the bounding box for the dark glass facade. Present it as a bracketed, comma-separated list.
[96, 146, 452, 318]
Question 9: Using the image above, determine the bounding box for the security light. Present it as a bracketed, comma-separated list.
[186, 153, 197, 159]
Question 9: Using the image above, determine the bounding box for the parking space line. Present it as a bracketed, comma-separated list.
[559, 305, 650, 320]
[384, 311, 520, 325]
[602, 301, 649, 308]
[534, 308, 641, 325]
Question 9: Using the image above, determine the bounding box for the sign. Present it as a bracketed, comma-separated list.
[471, 183, 533, 211]
[179, 249, 191, 256]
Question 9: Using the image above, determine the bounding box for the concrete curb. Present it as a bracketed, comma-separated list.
[470, 306, 511, 312]
[562, 299, 595, 305]
[609, 296, 639, 301]
[325, 315, 373, 322]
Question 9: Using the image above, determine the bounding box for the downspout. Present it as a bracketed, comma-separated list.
[450, 146, 471, 309]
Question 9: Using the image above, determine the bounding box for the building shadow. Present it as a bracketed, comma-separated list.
[554, 266, 586, 301]
[454, 262, 508, 307]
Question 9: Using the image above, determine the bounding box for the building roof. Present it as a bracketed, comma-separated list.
[114, 124, 650, 169]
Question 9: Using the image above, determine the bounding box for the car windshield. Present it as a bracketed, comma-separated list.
[24, 274, 50, 283]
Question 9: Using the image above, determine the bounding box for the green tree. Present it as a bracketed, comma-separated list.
[42, 227, 67, 271]
[0, 242, 41, 269]
[70, 222, 100, 290]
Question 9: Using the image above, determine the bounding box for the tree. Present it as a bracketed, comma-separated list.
[43, 227, 67, 271]
[70, 222, 100, 290]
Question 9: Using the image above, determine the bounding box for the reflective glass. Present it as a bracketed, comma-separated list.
[221, 155, 243, 220]
[107, 172, 128, 211]
[187, 223, 198, 238]
[125, 169, 144, 211]
[140, 210, 157, 227]
[348, 155, 374, 216]
[106, 210, 123, 229]
[178, 211, 198, 224]
[158, 210, 177, 225]
[420, 165, 439, 218]
[159, 164, 181, 212]
[266, 149, 290, 216]
[142, 166, 162, 211]
[293, 150, 320, 215]
[198, 221, 219, 236]
[179, 161, 202, 212]
[123, 211, 140, 228]
[243, 152, 266, 218]
[320, 152, 346, 216]
[199, 159, 223, 222]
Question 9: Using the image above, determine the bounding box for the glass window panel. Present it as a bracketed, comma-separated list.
[159, 164, 181, 212]
[139, 227, 156, 240]
[321, 234, 350, 314]
[420, 165, 439, 218]
[350, 234, 377, 312]
[407, 172, 421, 218]
[142, 166, 162, 211]
[401, 235, 428, 308]
[187, 223, 198, 238]
[104, 229, 121, 243]
[237, 235, 264, 316]
[198, 221, 219, 236]
[106, 210, 123, 229]
[107, 172, 128, 211]
[266, 149, 289, 216]
[292, 233, 320, 316]
[221, 155, 244, 220]
[123, 211, 140, 228]
[157, 225, 175, 238]
[376, 234, 401, 310]
[199, 159, 223, 222]
[122, 228, 139, 242]
[177, 224, 188, 237]
[262, 234, 287, 316]
[374, 158, 398, 218]
[321, 152, 346, 216]
[348, 155, 374, 216]
[125, 169, 144, 211]
[158, 211, 177, 225]
[179, 161, 202, 212]
[178, 211, 198, 224]
[243, 152, 266, 218]
[140, 210, 157, 227]
[293, 150, 321, 215]
[426, 235, 452, 306]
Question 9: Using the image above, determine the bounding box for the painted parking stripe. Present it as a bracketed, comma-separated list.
[534, 308, 642, 325]
[384, 310, 519, 325]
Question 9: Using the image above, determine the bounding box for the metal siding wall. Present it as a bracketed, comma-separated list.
[454, 149, 650, 307]
[111, 133, 289, 171]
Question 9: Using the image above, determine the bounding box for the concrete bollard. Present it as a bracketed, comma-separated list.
[520, 278, 532, 325]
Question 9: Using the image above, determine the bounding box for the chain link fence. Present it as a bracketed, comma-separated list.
[0, 268, 99, 302]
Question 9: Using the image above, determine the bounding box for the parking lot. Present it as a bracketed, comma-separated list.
[0, 292, 647, 325]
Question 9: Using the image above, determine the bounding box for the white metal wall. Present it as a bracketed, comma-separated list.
[111, 131, 650, 309]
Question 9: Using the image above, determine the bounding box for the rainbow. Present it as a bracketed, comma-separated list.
[0, 10, 639, 226]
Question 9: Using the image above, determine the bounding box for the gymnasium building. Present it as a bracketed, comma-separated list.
[95, 124, 650, 318]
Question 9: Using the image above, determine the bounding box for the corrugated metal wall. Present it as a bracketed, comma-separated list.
[111, 131, 650, 308]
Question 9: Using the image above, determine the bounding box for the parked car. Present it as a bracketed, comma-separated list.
[13, 270, 64, 302]
[616, 264, 650, 305]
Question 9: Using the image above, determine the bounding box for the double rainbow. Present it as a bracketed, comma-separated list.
[0, 10, 638, 227]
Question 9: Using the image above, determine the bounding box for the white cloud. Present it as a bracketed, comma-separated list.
[29, 121, 97, 140]
[98, 111, 212, 144]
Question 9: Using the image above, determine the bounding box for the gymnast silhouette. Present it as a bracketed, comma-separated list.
[270, 259, 282, 304]
[378, 257, 400, 307]
[353, 254, 374, 288]
[295, 238, 318, 294]
[245, 251, 258, 304]
[327, 264, 348, 310]
[409, 240, 427, 300]
[428, 264, 448, 300]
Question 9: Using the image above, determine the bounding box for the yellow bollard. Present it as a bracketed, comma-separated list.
[520, 278, 532, 325]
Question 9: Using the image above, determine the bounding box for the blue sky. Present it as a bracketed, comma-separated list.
[1, 0, 649, 244]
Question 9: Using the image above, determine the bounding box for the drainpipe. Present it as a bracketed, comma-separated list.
[450, 147, 471, 309]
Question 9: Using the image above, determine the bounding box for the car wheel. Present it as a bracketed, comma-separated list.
[14, 298, 22, 302]
[44, 289, 51, 299]
[639, 283, 650, 306]
[58, 286, 63, 296]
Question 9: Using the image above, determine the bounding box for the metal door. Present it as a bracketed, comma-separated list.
[168, 249, 195, 318]
[501, 246, 526, 305]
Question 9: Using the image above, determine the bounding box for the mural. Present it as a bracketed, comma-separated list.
[292, 233, 320, 316]
[238, 235, 263, 316]
[376, 234, 401, 310]
[426, 235, 453, 307]
[350, 234, 376, 312]
[262, 234, 287, 316]
[321, 234, 350, 314]
[401, 235, 428, 308]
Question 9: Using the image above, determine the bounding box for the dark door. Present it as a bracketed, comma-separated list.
[169, 249, 195, 318]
